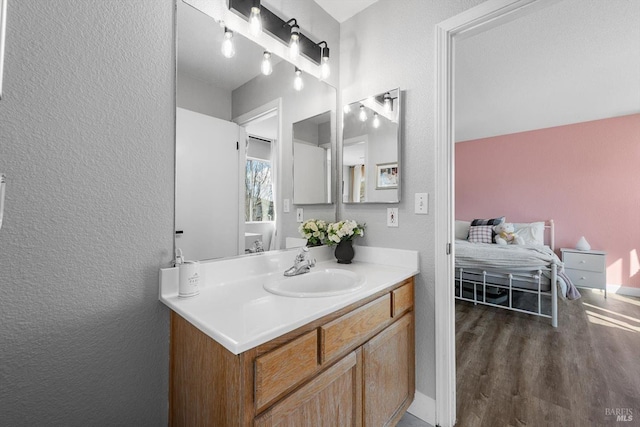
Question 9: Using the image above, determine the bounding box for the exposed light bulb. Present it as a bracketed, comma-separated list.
[343, 104, 351, 114]
[359, 105, 367, 122]
[289, 24, 300, 59]
[221, 28, 235, 59]
[261, 51, 273, 76]
[316, 42, 331, 81]
[320, 57, 331, 80]
[249, 4, 262, 36]
[294, 67, 304, 91]
[383, 92, 392, 113]
[373, 113, 380, 128]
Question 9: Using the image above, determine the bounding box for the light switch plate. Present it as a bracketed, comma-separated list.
[283, 198, 290, 213]
[387, 208, 399, 227]
[415, 193, 428, 214]
[296, 208, 304, 223]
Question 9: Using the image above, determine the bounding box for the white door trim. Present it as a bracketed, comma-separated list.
[234, 98, 283, 251]
[434, 1, 561, 426]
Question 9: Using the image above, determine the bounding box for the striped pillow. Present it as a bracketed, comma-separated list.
[470, 216, 505, 227]
[468, 225, 494, 244]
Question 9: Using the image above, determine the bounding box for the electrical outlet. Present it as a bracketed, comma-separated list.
[296, 208, 304, 223]
[387, 208, 399, 227]
[415, 193, 429, 214]
[283, 198, 290, 213]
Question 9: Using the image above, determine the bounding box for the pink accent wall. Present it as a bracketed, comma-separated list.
[456, 113, 640, 289]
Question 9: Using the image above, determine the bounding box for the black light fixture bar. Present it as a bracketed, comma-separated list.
[228, 0, 322, 64]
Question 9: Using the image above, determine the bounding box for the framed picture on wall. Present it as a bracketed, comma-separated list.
[376, 162, 398, 189]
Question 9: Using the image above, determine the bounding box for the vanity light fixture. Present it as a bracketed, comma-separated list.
[261, 51, 273, 76]
[294, 67, 304, 91]
[286, 19, 300, 60]
[317, 41, 330, 80]
[359, 105, 367, 122]
[373, 113, 380, 128]
[221, 27, 236, 59]
[229, 0, 328, 68]
[383, 92, 393, 112]
[343, 104, 351, 114]
[248, 0, 262, 36]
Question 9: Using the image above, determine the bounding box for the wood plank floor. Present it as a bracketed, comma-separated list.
[456, 290, 640, 426]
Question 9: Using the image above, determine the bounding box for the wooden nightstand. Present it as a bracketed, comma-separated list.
[561, 248, 607, 298]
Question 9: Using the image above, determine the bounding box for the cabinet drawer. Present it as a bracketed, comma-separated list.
[564, 268, 605, 289]
[392, 281, 414, 317]
[254, 352, 358, 427]
[320, 293, 391, 363]
[255, 330, 319, 411]
[563, 252, 604, 273]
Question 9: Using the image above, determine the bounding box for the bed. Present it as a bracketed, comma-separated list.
[454, 219, 580, 327]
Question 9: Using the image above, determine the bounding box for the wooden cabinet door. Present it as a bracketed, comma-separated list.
[362, 313, 414, 427]
[255, 352, 360, 427]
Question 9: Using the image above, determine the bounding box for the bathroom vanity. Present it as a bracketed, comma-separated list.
[159, 246, 419, 426]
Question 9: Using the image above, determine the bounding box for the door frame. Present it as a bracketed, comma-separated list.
[434, 1, 561, 425]
[234, 98, 283, 251]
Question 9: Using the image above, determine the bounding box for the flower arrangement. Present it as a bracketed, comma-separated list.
[298, 219, 328, 246]
[325, 220, 365, 246]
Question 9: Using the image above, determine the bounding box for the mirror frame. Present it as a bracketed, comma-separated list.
[342, 88, 402, 204]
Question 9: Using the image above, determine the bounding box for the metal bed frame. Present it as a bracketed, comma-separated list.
[454, 220, 559, 327]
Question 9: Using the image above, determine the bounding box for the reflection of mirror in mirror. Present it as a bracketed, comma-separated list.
[293, 111, 333, 204]
[175, 1, 337, 261]
[342, 88, 401, 203]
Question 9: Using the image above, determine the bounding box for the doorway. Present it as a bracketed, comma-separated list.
[434, 1, 560, 426]
[235, 99, 282, 252]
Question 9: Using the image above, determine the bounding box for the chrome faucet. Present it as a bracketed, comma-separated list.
[284, 247, 316, 276]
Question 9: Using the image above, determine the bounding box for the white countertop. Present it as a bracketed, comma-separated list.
[159, 246, 419, 354]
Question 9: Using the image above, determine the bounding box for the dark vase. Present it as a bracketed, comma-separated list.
[334, 240, 355, 264]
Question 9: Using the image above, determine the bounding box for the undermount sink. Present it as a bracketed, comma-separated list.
[264, 268, 365, 298]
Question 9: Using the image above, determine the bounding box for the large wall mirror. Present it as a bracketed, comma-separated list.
[342, 88, 401, 204]
[176, 0, 337, 261]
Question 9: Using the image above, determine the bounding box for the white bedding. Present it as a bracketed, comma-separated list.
[455, 239, 562, 272]
[454, 240, 582, 300]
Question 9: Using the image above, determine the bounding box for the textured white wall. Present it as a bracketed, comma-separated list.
[339, 0, 485, 399]
[0, 0, 174, 424]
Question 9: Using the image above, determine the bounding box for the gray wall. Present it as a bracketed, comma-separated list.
[177, 72, 232, 120]
[0, 0, 174, 424]
[339, 0, 485, 400]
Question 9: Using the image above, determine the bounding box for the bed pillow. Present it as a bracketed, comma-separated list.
[467, 225, 494, 244]
[455, 220, 471, 240]
[470, 216, 505, 227]
[514, 222, 545, 246]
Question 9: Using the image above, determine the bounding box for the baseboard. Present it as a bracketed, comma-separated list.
[606, 285, 640, 298]
[407, 390, 436, 426]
